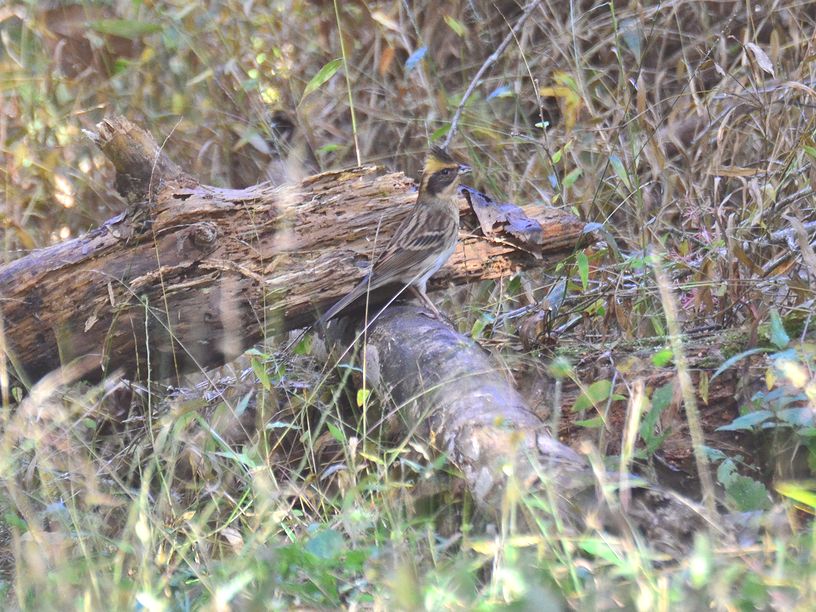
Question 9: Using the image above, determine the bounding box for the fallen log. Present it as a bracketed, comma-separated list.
[346, 305, 717, 554]
[0, 117, 587, 385]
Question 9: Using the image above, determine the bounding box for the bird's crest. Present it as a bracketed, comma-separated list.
[423, 146, 458, 175]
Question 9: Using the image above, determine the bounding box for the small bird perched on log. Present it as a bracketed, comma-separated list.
[317, 146, 471, 326]
[262, 110, 318, 186]
[229, 110, 318, 188]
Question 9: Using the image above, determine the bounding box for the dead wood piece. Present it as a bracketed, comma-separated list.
[84, 116, 193, 203]
[0, 116, 587, 385]
[461, 186, 576, 256]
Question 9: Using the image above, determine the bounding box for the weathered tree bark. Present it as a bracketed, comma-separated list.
[354, 305, 719, 553]
[0, 117, 586, 385]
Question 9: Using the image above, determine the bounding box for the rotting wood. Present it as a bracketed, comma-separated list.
[0, 116, 587, 385]
[345, 304, 720, 554]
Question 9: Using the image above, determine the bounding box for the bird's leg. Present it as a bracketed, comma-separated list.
[409, 286, 442, 319]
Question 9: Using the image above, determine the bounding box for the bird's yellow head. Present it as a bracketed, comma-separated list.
[419, 146, 471, 198]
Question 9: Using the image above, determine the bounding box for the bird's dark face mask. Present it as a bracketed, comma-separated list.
[421, 147, 471, 198]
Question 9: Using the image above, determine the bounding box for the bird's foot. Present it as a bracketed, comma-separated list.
[408, 286, 454, 324]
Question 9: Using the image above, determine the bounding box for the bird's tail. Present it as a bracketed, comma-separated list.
[280, 278, 366, 355]
[315, 276, 371, 329]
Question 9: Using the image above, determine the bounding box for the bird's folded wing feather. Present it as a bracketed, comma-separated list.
[370, 206, 456, 282]
[317, 204, 455, 325]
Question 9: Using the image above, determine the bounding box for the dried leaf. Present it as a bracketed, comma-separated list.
[745, 42, 775, 78]
[370, 10, 400, 32]
[460, 186, 545, 257]
[443, 15, 467, 37]
[783, 214, 816, 279]
[378, 46, 395, 77]
[708, 165, 763, 177]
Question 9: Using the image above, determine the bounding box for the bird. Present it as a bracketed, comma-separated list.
[316, 146, 471, 327]
[261, 110, 319, 186]
[229, 110, 318, 188]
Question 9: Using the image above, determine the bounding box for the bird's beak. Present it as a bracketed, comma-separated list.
[458, 163, 471, 175]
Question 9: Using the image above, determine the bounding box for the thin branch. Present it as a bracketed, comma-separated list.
[443, 0, 541, 149]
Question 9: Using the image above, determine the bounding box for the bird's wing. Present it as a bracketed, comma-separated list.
[317, 203, 455, 326]
[369, 204, 455, 282]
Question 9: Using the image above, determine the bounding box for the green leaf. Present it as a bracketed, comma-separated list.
[327, 421, 345, 444]
[266, 421, 299, 430]
[303, 58, 343, 99]
[443, 15, 467, 37]
[574, 416, 604, 428]
[356, 387, 371, 407]
[235, 392, 252, 417]
[640, 382, 673, 455]
[578, 539, 626, 568]
[609, 155, 631, 189]
[506, 275, 523, 295]
[716, 458, 738, 485]
[3, 512, 27, 532]
[293, 333, 312, 355]
[251, 356, 271, 390]
[305, 529, 346, 560]
[778, 407, 814, 427]
[725, 473, 772, 511]
[573, 379, 612, 412]
[769, 308, 790, 349]
[470, 313, 492, 339]
[776, 481, 816, 509]
[431, 124, 451, 141]
[317, 143, 340, 154]
[716, 410, 773, 432]
[710, 347, 773, 382]
[703, 446, 727, 462]
[112, 58, 132, 76]
[213, 450, 258, 469]
[650, 381, 674, 413]
[562, 167, 582, 189]
[89, 19, 162, 38]
[651, 348, 673, 367]
[576, 250, 589, 291]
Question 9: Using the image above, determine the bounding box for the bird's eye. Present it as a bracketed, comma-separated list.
[440, 168, 451, 176]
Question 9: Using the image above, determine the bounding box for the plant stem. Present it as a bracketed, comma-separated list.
[333, 0, 361, 166]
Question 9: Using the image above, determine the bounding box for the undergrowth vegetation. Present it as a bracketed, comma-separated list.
[2, 0, 816, 609]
